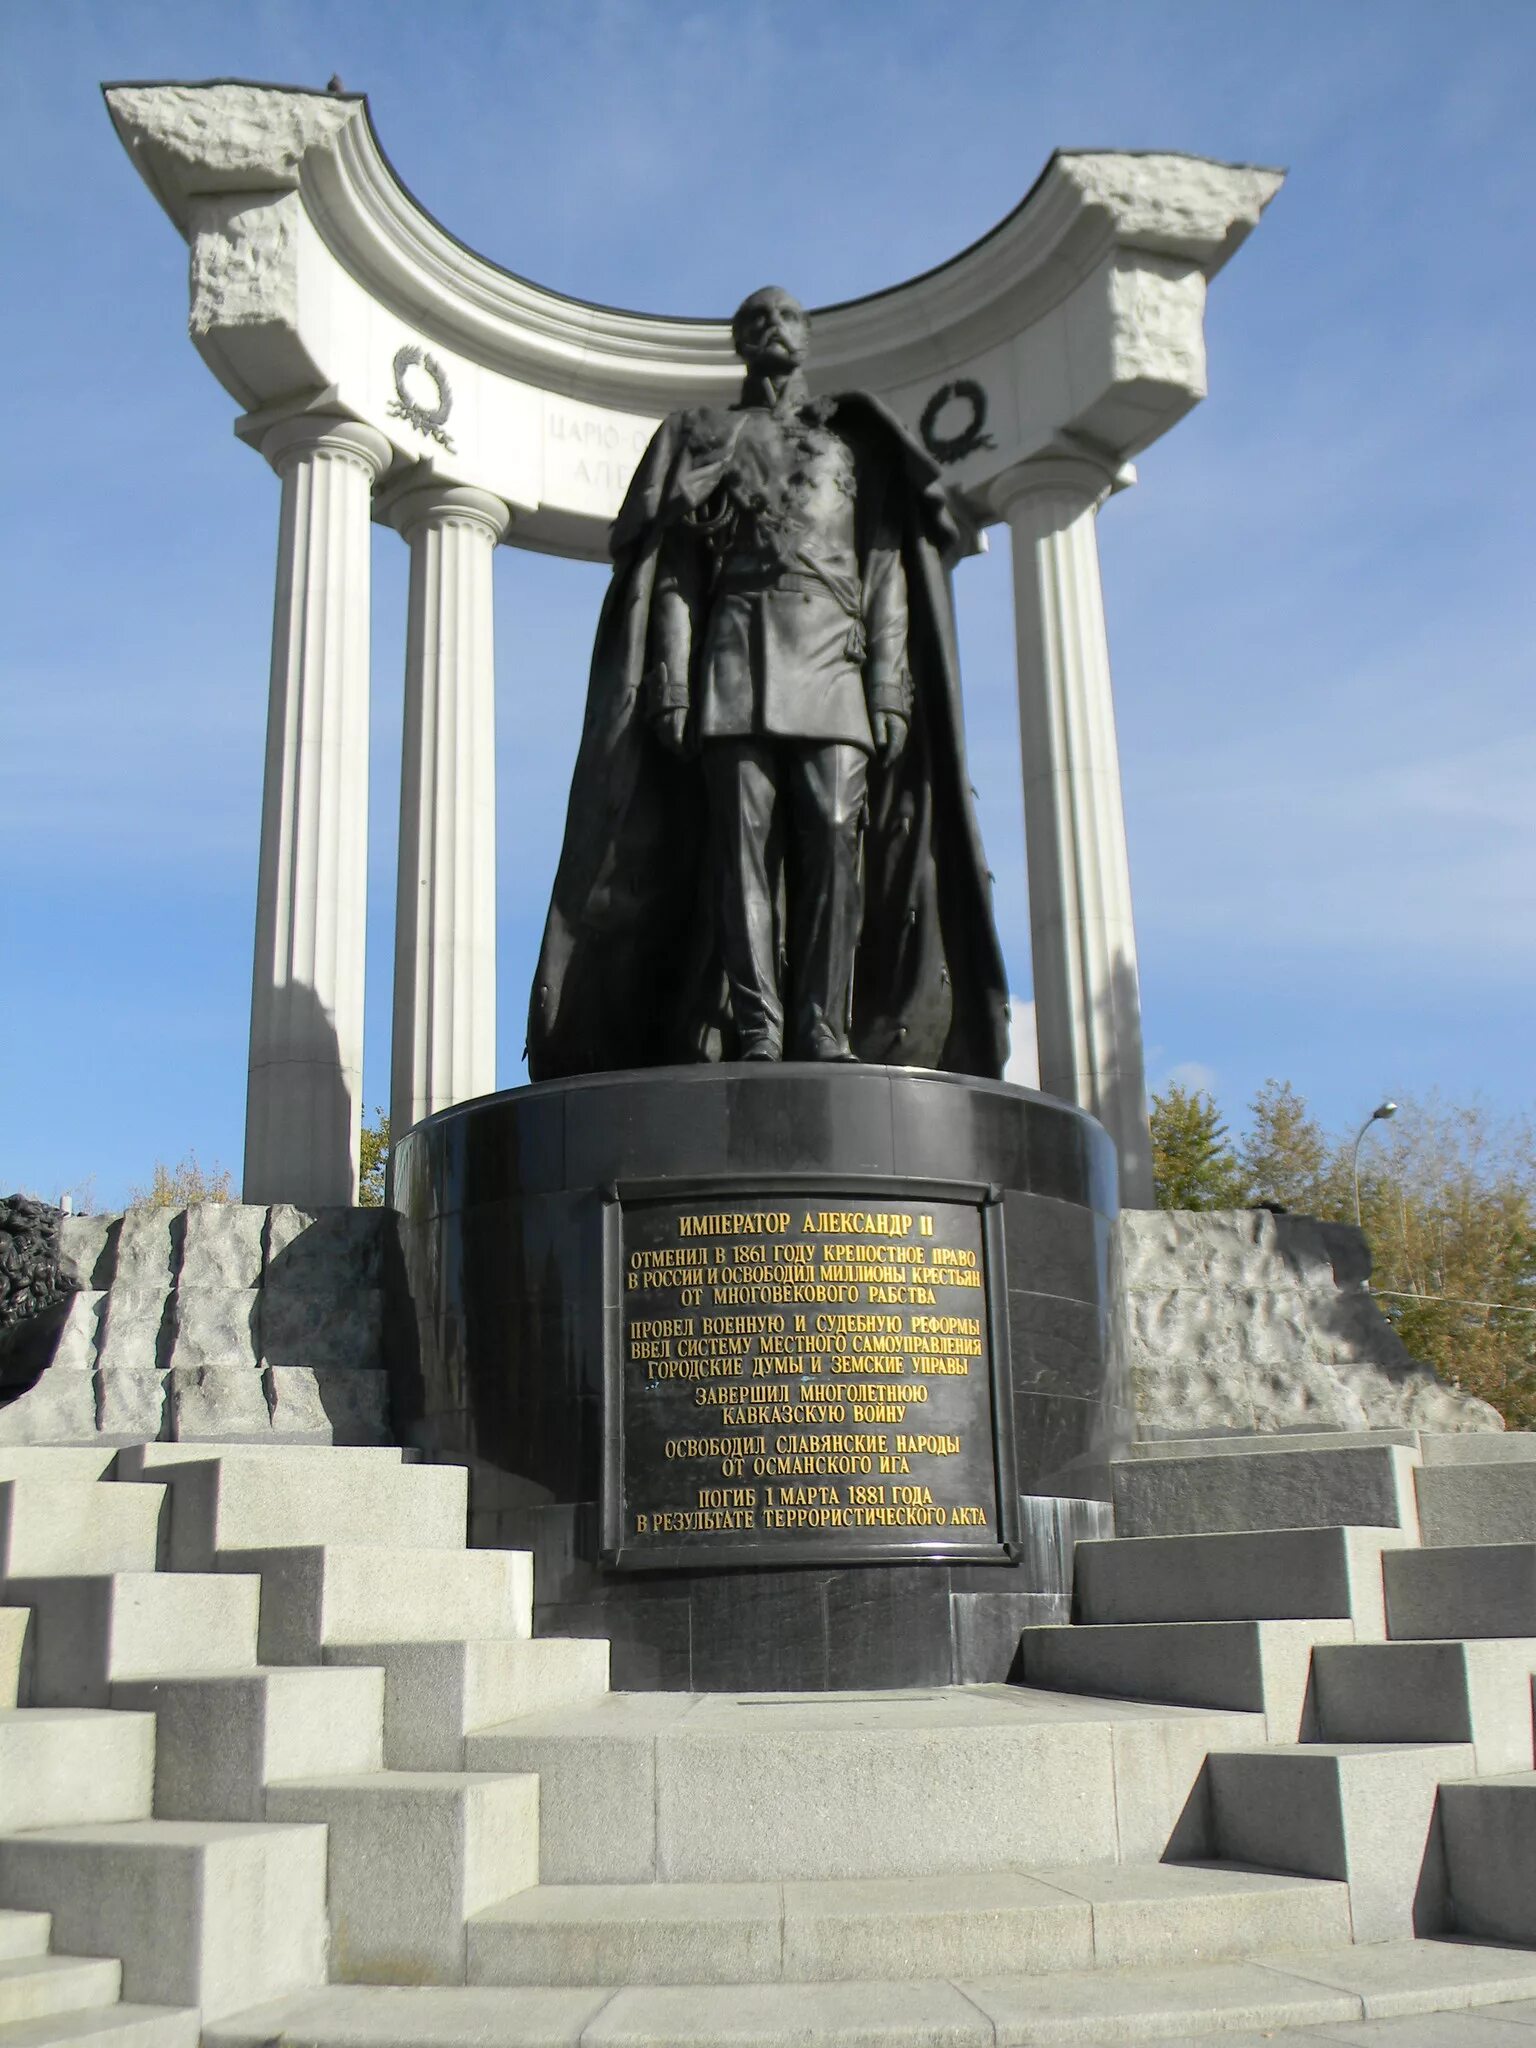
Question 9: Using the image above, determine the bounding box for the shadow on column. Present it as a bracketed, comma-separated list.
[246, 980, 358, 1212]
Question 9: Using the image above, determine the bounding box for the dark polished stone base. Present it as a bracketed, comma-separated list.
[391, 1064, 1128, 1690]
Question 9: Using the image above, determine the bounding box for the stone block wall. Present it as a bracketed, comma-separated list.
[1118, 1207, 1503, 1439]
[0, 1203, 394, 1445]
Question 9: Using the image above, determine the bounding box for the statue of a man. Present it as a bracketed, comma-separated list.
[528, 287, 1009, 1081]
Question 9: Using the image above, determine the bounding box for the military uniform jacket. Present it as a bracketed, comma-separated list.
[643, 378, 914, 750]
[526, 385, 1010, 1084]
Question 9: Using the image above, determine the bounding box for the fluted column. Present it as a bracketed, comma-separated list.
[385, 483, 511, 1143]
[998, 456, 1154, 1207]
[244, 416, 392, 1209]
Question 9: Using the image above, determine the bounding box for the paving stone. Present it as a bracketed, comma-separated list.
[583, 1978, 993, 2046]
[1305, 2017, 1536, 2044]
[200, 1985, 613, 2048]
[957, 1956, 1362, 2044]
[1266, 1936, 1536, 2018]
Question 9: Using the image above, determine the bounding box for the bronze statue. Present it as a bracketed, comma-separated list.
[528, 287, 1008, 1079]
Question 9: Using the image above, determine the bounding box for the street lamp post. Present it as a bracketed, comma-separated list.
[1352, 1100, 1398, 1230]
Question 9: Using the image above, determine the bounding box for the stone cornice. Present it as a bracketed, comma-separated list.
[104, 78, 1283, 558]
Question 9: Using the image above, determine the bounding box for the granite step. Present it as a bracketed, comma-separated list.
[0, 1483, 165, 1582]
[1017, 1618, 1351, 1738]
[1417, 1462, 1536, 1546]
[1440, 1771, 1536, 1945]
[265, 1770, 539, 1986]
[1384, 1542, 1536, 1639]
[109, 1667, 384, 1822]
[1, 1608, 28, 1707]
[1112, 1442, 1422, 1540]
[322, 1636, 610, 1770]
[0, 1956, 122, 2027]
[0, 2004, 201, 2048]
[198, 1939, 1536, 2048]
[1311, 1636, 1536, 1772]
[116, 1446, 463, 1571]
[463, 1684, 1263, 1883]
[1206, 1740, 1479, 1941]
[2, 1575, 260, 1707]
[0, 1710, 156, 1831]
[466, 1860, 1349, 1986]
[1074, 1525, 1405, 1634]
[0, 1907, 51, 1959]
[211, 1545, 531, 1664]
[0, 1453, 118, 1486]
[0, 1819, 327, 2021]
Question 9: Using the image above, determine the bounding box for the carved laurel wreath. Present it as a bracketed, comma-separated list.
[919, 379, 996, 465]
[387, 344, 457, 453]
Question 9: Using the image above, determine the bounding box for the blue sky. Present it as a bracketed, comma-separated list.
[3, 1, 1533, 1209]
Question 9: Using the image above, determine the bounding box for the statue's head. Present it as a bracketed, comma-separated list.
[731, 287, 809, 376]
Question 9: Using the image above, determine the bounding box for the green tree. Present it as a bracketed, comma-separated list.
[128, 1153, 232, 1209]
[1350, 1096, 1536, 1429]
[1241, 1078, 1337, 1215]
[1149, 1084, 1245, 1209]
[359, 1110, 390, 1208]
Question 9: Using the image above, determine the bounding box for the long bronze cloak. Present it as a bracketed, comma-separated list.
[526, 393, 1010, 1081]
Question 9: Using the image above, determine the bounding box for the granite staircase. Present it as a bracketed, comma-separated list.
[1022, 1429, 1536, 1958]
[2, 1435, 1536, 2045]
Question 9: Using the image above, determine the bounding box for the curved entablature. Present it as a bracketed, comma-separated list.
[105, 78, 1282, 561]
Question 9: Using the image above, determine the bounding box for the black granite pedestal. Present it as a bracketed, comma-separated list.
[390, 1065, 1128, 1690]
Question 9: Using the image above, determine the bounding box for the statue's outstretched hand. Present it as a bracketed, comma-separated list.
[873, 713, 908, 766]
[653, 709, 689, 757]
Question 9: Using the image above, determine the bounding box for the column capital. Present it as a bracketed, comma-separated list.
[988, 451, 1135, 523]
[381, 480, 512, 547]
[258, 414, 393, 484]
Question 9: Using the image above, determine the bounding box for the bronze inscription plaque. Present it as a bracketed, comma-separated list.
[604, 1190, 1015, 1569]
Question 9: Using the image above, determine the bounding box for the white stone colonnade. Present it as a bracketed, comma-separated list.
[107, 82, 1283, 1210]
